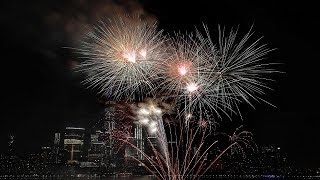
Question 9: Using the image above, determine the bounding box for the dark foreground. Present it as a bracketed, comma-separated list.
[1, 175, 320, 180]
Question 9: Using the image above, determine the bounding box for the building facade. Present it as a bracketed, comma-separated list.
[64, 127, 85, 165]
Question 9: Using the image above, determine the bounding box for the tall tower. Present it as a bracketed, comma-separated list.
[134, 124, 145, 160]
[103, 102, 116, 157]
[88, 130, 105, 166]
[7, 135, 14, 153]
[53, 133, 61, 164]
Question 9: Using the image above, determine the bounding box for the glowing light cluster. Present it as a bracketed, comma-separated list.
[178, 64, 188, 76]
[139, 49, 147, 59]
[122, 50, 136, 63]
[186, 82, 199, 93]
[136, 103, 163, 134]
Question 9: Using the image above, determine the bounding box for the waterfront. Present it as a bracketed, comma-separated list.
[1, 174, 320, 180]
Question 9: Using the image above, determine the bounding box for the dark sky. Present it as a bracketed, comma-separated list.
[1, 0, 319, 168]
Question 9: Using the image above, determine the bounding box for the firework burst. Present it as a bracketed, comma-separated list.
[195, 25, 278, 111]
[74, 17, 278, 179]
[158, 33, 202, 97]
[157, 25, 277, 123]
[75, 17, 166, 100]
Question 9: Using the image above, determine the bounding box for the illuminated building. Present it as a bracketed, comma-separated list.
[53, 133, 61, 164]
[103, 102, 116, 158]
[63, 127, 85, 165]
[125, 123, 146, 161]
[87, 130, 105, 165]
[7, 135, 14, 153]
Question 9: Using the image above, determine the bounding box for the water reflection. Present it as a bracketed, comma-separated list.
[1, 175, 319, 180]
[58, 176, 155, 180]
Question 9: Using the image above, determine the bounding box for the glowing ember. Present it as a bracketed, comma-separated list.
[199, 119, 208, 128]
[178, 65, 188, 76]
[186, 82, 198, 93]
[139, 118, 149, 125]
[123, 50, 136, 63]
[150, 127, 158, 134]
[152, 106, 162, 114]
[154, 108, 162, 114]
[149, 121, 157, 128]
[139, 108, 150, 115]
[139, 49, 147, 59]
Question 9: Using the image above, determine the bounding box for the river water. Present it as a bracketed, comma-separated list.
[0, 175, 319, 180]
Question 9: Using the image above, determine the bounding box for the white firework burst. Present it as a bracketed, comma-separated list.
[193, 25, 278, 116]
[157, 32, 232, 122]
[157, 33, 201, 96]
[75, 18, 277, 122]
[158, 25, 277, 122]
[75, 17, 166, 101]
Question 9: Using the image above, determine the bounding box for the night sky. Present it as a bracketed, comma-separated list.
[1, 0, 319, 168]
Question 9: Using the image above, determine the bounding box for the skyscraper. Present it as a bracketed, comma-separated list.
[103, 104, 116, 160]
[53, 133, 61, 164]
[7, 135, 14, 153]
[88, 130, 105, 165]
[125, 123, 146, 161]
[64, 127, 85, 165]
[134, 124, 145, 160]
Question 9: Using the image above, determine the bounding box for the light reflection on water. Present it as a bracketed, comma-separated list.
[1, 175, 320, 180]
[63, 176, 155, 180]
[0, 175, 156, 180]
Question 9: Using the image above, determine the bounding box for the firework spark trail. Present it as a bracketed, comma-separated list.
[75, 17, 167, 101]
[157, 25, 277, 124]
[136, 101, 171, 169]
[157, 32, 231, 128]
[113, 103, 256, 180]
[194, 25, 278, 112]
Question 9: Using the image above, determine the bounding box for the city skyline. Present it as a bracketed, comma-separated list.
[1, 119, 319, 176]
[1, 0, 319, 171]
